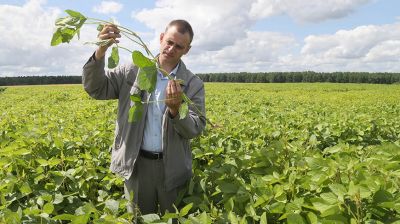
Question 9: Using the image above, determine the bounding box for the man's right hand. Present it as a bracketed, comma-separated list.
[95, 24, 121, 60]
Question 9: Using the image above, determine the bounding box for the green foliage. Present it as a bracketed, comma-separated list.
[128, 94, 143, 123]
[132, 51, 155, 68]
[0, 85, 131, 222]
[108, 46, 119, 69]
[131, 50, 158, 93]
[51, 9, 87, 46]
[179, 102, 189, 120]
[1, 83, 400, 223]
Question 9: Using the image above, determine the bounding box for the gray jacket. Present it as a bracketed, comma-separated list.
[82, 55, 206, 191]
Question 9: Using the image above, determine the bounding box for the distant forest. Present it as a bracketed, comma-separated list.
[0, 76, 82, 86]
[198, 71, 400, 84]
[1, 72, 400, 86]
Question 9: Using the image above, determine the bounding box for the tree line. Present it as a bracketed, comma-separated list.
[0, 76, 82, 86]
[197, 71, 400, 84]
[1, 72, 400, 86]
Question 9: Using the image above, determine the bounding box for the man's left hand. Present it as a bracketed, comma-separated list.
[165, 80, 182, 118]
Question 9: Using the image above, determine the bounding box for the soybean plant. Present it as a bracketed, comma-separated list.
[51, 9, 215, 127]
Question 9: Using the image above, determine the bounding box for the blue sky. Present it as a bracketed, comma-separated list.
[1, 0, 400, 76]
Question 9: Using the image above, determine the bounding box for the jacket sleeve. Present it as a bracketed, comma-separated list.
[170, 78, 206, 139]
[82, 53, 126, 100]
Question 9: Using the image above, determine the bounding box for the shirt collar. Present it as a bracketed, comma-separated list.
[170, 63, 180, 76]
[158, 62, 180, 79]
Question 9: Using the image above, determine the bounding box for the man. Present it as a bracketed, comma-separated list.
[82, 20, 206, 215]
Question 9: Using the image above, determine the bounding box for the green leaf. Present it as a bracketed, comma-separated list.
[323, 145, 342, 154]
[128, 101, 143, 123]
[304, 157, 325, 170]
[105, 199, 119, 214]
[52, 214, 75, 221]
[3, 209, 21, 224]
[287, 213, 306, 224]
[36, 197, 44, 208]
[51, 29, 62, 46]
[65, 9, 86, 19]
[179, 102, 189, 120]
[320, 192, 338, 205]
[20, 182, 32, 195]
[97, 190, 108, 202]
[56, 16, 79, 27]
[285, 202, 301, 213]
[260, 212, 267, 224]
[51, 10, 87, 46]
[245, 203, 256, 217]
[219, 182, 239, 194]
[137, 65, 157, 92]
[309, 134, 319, 146]
[60, 27, 76, 43]
[197, 212, 210, 224]
[97, 24, 104, 31]
[132, 51, 155, 68]
[142, 214, 161, 222]
[306, 212, 318, 224]
[179, 203, 193, 216]
[36, 158, 49, 166]
[228, 211, 238, 224]
[323, 214, 348, 223]
[53, 193, 64, 204]
[108, 46, 119, 69]
[43, 203, 54, 214]
[373, 189, 393, 204]
[48, 158, 61, 167]
[188, 179, 194, 195]
[348, 181, 357, 196]
[254, 194, 270, 208]
[239, 216, 248, 224]
[269, 202, 285, 213]
[224, 197, 234, 212]
[71, 214, 90, 224]
[130, 94, 142, 102]
[329, 184, 347, 202]
[310, 198, 337, 216]
[162, 212, 179, 220]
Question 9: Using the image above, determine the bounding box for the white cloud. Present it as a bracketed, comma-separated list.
[93, 1, 123, 14]
[250, 0, 371, 23]
[299, 22, 400, 71]
[185, 31, 297, 72]
[133, 0, 254, 52]
[0, 0, 98, 76]
[365, 40, 400, 62]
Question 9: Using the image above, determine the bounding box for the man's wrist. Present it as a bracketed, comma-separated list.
[95, 48, 107, 60]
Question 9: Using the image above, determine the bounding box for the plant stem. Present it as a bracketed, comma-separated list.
[87, 17, 155, 59]
[120, 31, 144, 48]
[143, 98, 178, 104]
[87, 17, 217, 128]
[116, 45, 133, 54]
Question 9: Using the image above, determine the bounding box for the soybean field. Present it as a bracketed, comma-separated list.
[1, 83, 400, 223]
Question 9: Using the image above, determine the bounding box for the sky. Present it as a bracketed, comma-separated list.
[1, 0, 400, 76]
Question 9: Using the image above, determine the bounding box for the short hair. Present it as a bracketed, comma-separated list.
[166, 19, 194, 44]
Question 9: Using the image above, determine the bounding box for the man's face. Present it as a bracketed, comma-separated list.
[159, 26, 191, 65]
